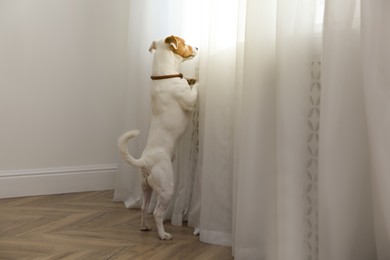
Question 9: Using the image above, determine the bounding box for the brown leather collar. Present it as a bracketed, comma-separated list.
[151, 73, 183, 80]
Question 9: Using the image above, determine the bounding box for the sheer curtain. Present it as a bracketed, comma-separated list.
[319, 0, 390, 259]
[114, 0, 390, 259]
[361, 2, 390, 259]
[319, 1, 375, 259]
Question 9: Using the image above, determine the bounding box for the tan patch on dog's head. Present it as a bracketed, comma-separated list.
[165, 35, 196, 58]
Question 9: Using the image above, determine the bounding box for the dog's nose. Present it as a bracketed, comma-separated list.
[195, 47, 199, 51]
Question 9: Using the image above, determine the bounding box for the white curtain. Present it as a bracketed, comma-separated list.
[114, 0, 390, 259]
[319, 0, 374, 259]
[319, 0, 390, 259]
[361, 2, 390, 259]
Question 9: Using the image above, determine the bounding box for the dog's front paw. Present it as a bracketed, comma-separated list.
[193, 227, 200, 236]
[159, 232, 173, 240]
[186, 78, 197, 85]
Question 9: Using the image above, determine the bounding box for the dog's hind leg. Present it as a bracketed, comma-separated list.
[148, 158, 174, 240]
[154, 193, 173, 240]
[140, 169, 153, 231]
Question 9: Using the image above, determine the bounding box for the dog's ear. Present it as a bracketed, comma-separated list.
[149, 41, 158, 53]
[165, 35, 178, 50]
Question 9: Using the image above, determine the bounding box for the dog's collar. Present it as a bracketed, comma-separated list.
[151, 73, 183, 80]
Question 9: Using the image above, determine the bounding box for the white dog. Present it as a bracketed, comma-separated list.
[118, 35, 198, 240]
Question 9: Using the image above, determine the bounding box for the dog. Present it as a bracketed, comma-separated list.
[118, 35, 198, 240]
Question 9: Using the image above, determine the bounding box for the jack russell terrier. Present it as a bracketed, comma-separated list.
[118, 35, 198, 240]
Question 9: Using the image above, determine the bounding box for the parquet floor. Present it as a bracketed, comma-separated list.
[0, 191, 232, 260]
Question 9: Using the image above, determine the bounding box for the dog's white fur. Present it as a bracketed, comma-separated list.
[118, 36, 198, 240]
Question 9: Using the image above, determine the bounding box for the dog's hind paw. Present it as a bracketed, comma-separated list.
[140, 226, 152, 231]
[159, 232, 173, 240]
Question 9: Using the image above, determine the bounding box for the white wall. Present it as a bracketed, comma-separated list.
[0, 0, 130, 197]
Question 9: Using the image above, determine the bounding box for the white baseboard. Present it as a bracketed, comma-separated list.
[0, 164, 117, 199]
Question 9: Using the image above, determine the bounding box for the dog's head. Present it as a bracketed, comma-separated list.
[149, 35, 198, 60]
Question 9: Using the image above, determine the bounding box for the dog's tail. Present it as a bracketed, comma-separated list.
[118, 130, 145, 168]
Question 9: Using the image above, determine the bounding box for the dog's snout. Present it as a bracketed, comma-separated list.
[195, 47, 199, 51]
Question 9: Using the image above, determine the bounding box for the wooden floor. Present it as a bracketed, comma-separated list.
[0, 191, 232, 260]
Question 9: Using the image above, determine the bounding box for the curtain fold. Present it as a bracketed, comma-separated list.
[319, 1, 377, 259]
[319, 0, 390, 259]
[233, 0, 278, 258]
[197, 0, 239, 245]
[361, 1, 390, 259]
[275, 1, 319, 259]
[114, 0, 390, 259]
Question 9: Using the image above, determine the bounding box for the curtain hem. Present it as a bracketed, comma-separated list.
[199, 229, 232, 247]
